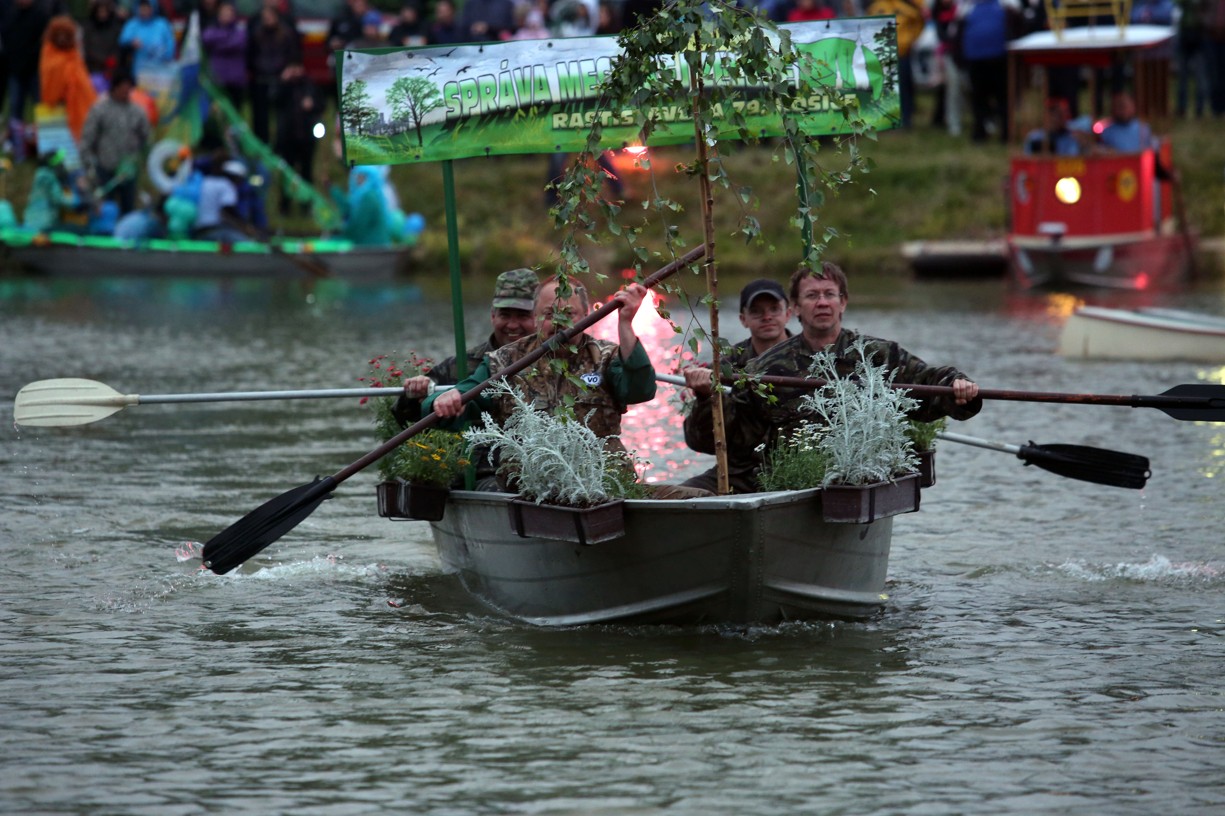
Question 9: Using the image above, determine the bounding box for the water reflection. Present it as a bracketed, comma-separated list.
[590, 289, 715, 483]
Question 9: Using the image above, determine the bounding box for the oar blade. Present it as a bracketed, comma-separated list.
[13, 378, 128, 427]
[202, 476, 337, 575]
[1157, 384, 1225, 422]
[1018, 442, 1151, 489]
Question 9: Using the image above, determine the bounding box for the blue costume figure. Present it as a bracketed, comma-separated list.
[331, 165, 393, 246]
[23, 150, 79, 233]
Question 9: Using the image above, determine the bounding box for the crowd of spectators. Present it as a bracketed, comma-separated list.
[0, 0, 1221, 235]
[3, 0, 1222, 162]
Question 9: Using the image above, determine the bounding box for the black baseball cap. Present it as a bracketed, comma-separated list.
[739, 278, 787, 311]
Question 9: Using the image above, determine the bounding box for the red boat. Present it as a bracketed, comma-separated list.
[1005, 23, 1193, 290]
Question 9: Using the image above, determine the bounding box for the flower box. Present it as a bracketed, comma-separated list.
[820, 472, 922, 523]
[376, 480, 449, 521]
[916, 449, 936, 488]
[507, 498, 626, 546]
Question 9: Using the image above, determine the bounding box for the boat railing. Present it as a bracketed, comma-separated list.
[1043, 0, 1132, 40]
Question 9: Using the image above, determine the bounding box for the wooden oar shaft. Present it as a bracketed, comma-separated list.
[745, 375, 1223, 413]
[332, 246, 707, 485]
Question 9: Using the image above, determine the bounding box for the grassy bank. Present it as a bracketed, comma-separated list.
[393, 109, 1225, 281]
[7, 96, 1222, 282]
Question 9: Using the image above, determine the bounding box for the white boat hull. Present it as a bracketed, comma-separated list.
[1058, 306, 1225, 362]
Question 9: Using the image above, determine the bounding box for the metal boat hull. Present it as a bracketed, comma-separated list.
[429, 489, 896, 626]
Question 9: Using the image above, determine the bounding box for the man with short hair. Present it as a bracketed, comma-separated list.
[1098, 90, 1159, 153]
[79, 71, 151, 215]
[684, 262, 982, 493]
[679, 278, 794, 493]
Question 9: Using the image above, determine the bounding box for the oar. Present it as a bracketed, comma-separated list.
[934, 431, 1150, 489]
[200, 246, 707, 575]
[654, 373, 1153, 489]
[13, 379, 411, 428]
[734, 375, 1225, 424]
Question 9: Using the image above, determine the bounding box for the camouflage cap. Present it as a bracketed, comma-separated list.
[491, 267, 539, 311]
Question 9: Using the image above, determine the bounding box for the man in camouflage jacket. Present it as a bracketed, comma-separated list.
[684, 262, 982, 492]
[391, 266, 538, 427]
[680, 278, 794, 493]
[424, 275, 655, 461]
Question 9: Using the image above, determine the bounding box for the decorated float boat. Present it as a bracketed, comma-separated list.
[1005, 24, 1192, 290]
[333, 14, 918, 625]
[1058, 305, 1225, 361]
[0, 228, 412, 280]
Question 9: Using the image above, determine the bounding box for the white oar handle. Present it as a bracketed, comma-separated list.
[655, 371, 729, 393]
[934, 431, 1020, 456]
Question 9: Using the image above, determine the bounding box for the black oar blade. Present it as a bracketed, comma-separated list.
[1018, 442, 1151, 489]
[1157, 384, 1225, 422]
[202, 477, 337, 575]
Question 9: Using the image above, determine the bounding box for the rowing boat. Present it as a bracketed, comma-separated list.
[0, 228, 413, 281]
[1058, 305, 1225, 362]
[420, 484, 919, 626]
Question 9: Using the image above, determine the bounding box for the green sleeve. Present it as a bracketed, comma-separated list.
[606, 340, 656, 406]
[420, 359, 495, 430]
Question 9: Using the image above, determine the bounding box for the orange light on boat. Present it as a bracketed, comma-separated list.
[1055, 176, 1082, 204]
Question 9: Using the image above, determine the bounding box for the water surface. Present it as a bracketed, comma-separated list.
[2, 273, 1223, 815]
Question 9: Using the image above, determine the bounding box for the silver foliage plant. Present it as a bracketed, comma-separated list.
[461, 382, 618, 507]
[800, 337, 920, 486]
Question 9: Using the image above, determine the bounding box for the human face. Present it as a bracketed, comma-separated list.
[533, 283, 587, 340]
[490, 307, 534, 347]
[793, 275, 845, 339]
[739, 295, 790, 348]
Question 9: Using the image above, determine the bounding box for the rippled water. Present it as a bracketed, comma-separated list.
[2, 274, 1223, 815]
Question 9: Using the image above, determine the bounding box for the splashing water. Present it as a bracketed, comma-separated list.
[1056, 554, 1222, 584]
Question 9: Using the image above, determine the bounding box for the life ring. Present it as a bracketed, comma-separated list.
[147, 139, 193, 193]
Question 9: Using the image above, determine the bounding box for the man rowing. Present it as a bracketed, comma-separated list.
[679, 277, 794, 493]
[683, 262, 983, 493]
[424, 275, 709, 499]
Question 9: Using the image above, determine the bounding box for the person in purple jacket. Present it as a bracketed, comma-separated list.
[202, 2, 248, 108]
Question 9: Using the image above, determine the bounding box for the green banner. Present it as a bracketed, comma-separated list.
[338, 17, 899, 166]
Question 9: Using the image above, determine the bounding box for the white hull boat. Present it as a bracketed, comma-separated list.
[1058, 306, 1225, 362]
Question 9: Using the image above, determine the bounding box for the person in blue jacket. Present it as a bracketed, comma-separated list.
[118, 0, 176, 83]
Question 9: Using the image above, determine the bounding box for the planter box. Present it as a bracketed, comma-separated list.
[507, 498, 626, 546]
[916, 449, 936, 488]
[820, 472, 921, 523]
[376, 480, 449, 521]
